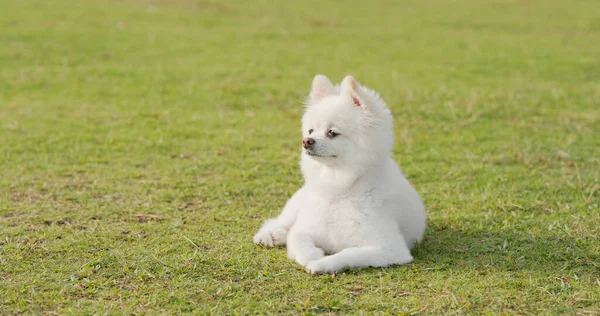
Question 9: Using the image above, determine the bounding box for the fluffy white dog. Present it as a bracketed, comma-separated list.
[253, 75, 426, 274]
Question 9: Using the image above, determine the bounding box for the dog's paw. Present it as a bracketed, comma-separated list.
[253, 227, 288, 247]
[253, 230, 274, 247]
[271, 227, 288, 245]
[306, 260, 335, 275]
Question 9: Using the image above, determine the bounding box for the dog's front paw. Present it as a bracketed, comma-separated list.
[253, 227, 288, 247]
[270, 227, 288, 245]
[306, 259, 335, 275]
[253, 230, 274, 247]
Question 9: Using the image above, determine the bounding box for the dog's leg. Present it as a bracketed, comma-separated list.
[253, 187, 306, 247]
[286, 232, 324, 265]
[305, 238, 413, 274]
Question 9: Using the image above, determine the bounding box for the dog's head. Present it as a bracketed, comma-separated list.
[300, 75, 394, 171]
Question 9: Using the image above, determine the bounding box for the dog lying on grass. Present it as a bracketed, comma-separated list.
[254, 75, 426, 274]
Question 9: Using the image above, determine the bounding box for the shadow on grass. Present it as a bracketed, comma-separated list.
[335, 224, 598, 278]
[406, 225, 600, 276]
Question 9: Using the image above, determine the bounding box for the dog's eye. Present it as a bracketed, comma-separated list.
[308, 129, 313, 135]
[327, 129, 339, 138]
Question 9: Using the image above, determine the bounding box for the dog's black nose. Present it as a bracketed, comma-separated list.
[302, 137, 315, 149]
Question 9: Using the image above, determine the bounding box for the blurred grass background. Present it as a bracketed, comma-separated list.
[1, 0, 599, 314]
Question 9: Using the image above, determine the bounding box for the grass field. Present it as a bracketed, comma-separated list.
[1, 0, 599, 314]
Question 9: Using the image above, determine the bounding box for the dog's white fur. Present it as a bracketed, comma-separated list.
[253, 75, 426, 274]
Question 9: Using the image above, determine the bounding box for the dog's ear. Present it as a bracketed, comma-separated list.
[309, 74, 334, 103]
[340, 75, 365, 108]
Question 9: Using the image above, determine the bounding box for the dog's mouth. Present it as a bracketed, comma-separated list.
[306, 151, 337, 158]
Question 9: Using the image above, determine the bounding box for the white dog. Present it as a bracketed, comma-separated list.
[253, 75, 426, 274]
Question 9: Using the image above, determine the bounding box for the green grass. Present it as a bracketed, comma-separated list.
[1, 0, 599, 314]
